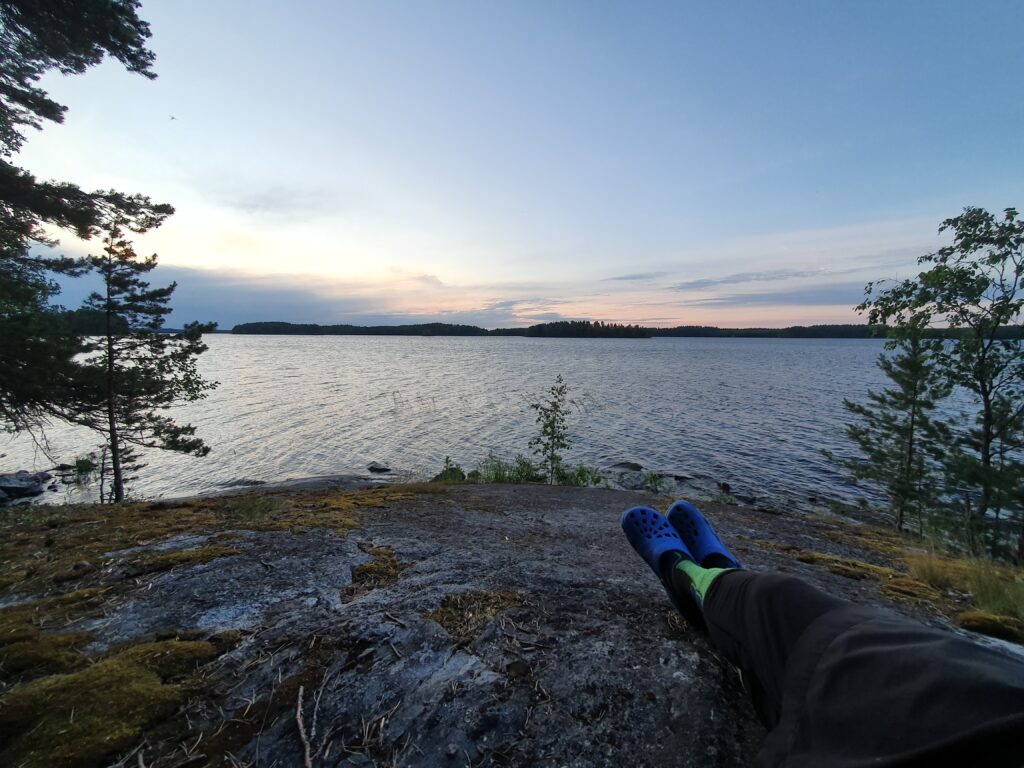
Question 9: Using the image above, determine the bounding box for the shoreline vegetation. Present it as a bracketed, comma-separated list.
[230, 319, 1024, 339]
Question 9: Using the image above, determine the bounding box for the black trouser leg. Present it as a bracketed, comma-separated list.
[701, 570, 847, 728]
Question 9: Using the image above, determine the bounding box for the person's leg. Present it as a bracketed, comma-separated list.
[623, 502, 852, 727]
[629, 505, 1024, 764]
[657, 501, 848, 731]
[669, 563, 847, 728]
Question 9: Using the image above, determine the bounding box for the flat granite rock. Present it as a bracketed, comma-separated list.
[7, 484, 980, 767]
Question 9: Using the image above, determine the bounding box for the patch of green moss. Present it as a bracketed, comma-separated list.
[280, 488, 414, 534]
[820, 523, 910, 561]
[0, 639, 216, 768]
[425, 590, 522, 646]
[0, 588, 107, 647]
[755, 540, 898, 582]
[0, 632, 91, 677]
[109, 640, 217, 677]
[956, 610, 1024, 644]
[881, 576, 942, 602]
[342, 544, 412, 603]
[128, 544, 239, 576]
[0, 486, 435, 595]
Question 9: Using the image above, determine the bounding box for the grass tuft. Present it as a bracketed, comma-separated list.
[907, 552, 1024, 619]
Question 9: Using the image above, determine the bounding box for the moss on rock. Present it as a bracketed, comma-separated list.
[127, 544, 240, 576]
[754, 540, 898, 582]
[956, 610, 1024, 644]
[0, 487, 426, 594]
[342, 544, 411, 602]
[108, 639, 218, 677]
[0, 632, 91, 677]
[0, 639, 216, 768]
[881, 576, 942, 603]
[0, 588, 107, 647]
[425, 590, 522, 646]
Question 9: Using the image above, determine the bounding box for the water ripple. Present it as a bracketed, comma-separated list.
[3, 335, 919, 507]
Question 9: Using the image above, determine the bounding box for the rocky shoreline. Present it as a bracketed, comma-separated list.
[0, 470, 58, 504]
[0, 459, 824, 517]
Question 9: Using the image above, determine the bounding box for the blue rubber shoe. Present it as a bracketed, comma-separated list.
[621, 505, 692, 578]
[666, 500, 742, 569]
[621, 505, 705, 627]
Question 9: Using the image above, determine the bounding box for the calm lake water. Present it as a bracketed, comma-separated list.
[3, 335, 900, 508]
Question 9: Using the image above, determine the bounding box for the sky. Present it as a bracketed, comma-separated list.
[21, 0, 1024, 328]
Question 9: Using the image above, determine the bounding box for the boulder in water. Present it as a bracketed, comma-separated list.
[616, 470, 649, 491]
[221, 478, 267, 488]
[0, 470, 51, 499]
[611, 461, 643, 472]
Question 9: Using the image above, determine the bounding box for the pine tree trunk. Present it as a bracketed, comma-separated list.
[103, 258, 124, 503]
[905, 403, 921, 536]
[106, 391, 123, 503]
[979, 389, 993, 519]
[899, 388, 918, 532]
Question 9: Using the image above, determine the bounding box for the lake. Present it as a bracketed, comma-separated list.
[3, 335, 900, 509]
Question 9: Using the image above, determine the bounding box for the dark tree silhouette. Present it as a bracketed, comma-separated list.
[0, 0, 169, 432]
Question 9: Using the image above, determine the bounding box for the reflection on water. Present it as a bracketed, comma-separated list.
[3, 335, 896, 507]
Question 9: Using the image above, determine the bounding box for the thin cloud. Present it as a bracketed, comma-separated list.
[673, 268, 823, 291]
[209, 181, 344, 222]
[407, 273, 445, 288]
[684, 281, 870, 307]
[603, 271, 669, 282]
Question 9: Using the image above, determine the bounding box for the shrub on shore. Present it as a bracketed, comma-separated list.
[431, 375, 606, 489]
[431, 452, 604, 488]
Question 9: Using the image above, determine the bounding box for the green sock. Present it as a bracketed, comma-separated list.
[675, 559, 730, 606]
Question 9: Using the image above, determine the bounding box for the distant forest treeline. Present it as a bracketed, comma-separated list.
[231, 319, 1024, 339]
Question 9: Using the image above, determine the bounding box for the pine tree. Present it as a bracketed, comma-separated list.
[862, 207, 1024, 555]
[836, 326, 950, 531]
[69, 221, 216, 502]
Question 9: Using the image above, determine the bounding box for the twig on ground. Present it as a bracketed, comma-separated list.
[296, 685, 314, 768]
[311, 668, 333, 744]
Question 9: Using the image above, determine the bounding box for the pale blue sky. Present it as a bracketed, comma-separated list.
[26, 1, 1024, 327]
